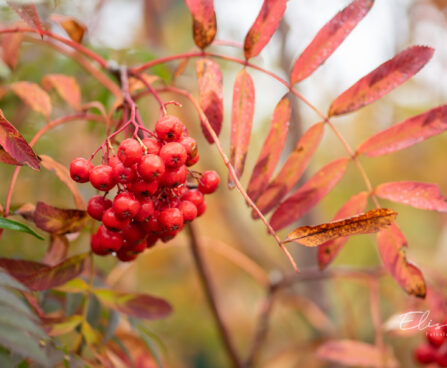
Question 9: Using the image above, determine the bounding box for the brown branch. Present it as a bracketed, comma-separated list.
[186, 222, 243, 368]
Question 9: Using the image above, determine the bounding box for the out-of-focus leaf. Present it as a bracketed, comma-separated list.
[93, 289, 172, 320]
[0, 217, 43, 240]
[290, 0, 374, 84]
[103, 310, 120, 345]
[33, 201, 88, 235]
[7, 2, 43, 38]
[0, 109, 40, 170]
[247, 96, 290, 201]
[0, 253, 88, 291]
[42, 74, 81, 110]
[50, 14, 86, 43]
[13, 203, 35, 222]
[184, 0, 217, 49]
[328, 46, 434, 116]
[1, 30, 24, 70]
[86, 294, 101, 328]
[10, 81, 52, 118]
[317, 340, 398, 367]
[47, 315, 82, 337]
[270, 158, 349, 231]
[128, 74, 159, 94]
[229, 68, 255, 188]
[137, 325, 164, 368]
[43, 235, 69, 266]
[318, 192, 369, 269]
[255, 122, 325, 216]
[243, 0, 287, 59]
[357, 105, 447, 157]
[0, 146, 22, 166]
[285, 208, 396, 246]
[40, 155, 85, 209]
[54, 278, 89, 293]
[196, 58, 223, 143]
[81, 320, 100, 345]
[377, 223, 426, 297]
[375, 181, 447, 212]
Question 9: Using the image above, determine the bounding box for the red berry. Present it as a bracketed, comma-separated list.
[198, 170, 220, 194]
[186, 153, 199, 167]
[137, 154, 165, 181]
[91, 233, 109, 255]
[113, 192, 141, 219]
[179, 136, 198, 162]
[116, 248, 138, 262]
[118, 138, 143, 166]
[178, 200, 197, 222]
[121, 223, 144, 246]
[427, 327, 446, 347]
[155, 115, 184, 142]
[131, 179, 158, 198]
[90, 165, 115, 191]
[162, 165, 188, 187]
[97, 225, 123, 252]
[414, 344, 437, 364]
[159, 208, 184, 232]
[135, 199, 155, 222]
[142, 138, 161, 155]
[70, 157, 93, 183]
[196, 201, 206, 217]
[126, 240, 146, 253]
[159, 142, 187, 168]
[146, 234, 159, 248]
[87, 195, 112, 221]
[182, 190, 204, 207]
[102, 208, 130, 231]
[110, 159, 136, 184]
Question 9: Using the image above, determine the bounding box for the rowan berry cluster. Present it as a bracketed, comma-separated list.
[414, 324, 447, 366]
[69, 115, 220, 262]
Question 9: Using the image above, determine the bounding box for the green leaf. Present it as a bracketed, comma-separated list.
[0, 217, 44, 240]
[102, 310, 120, 345]
[137, 325, 166, 368]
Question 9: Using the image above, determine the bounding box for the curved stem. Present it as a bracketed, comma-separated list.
[128, 70, 167, 115]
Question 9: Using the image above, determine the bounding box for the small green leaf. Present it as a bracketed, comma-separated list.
[0, 217, 44, 240]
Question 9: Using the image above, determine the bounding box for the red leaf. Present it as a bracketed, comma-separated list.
[290, 0, 374, 84]
[7, 2, 43, 38]
[42, 74, 81, 110]
[255, 122, 325, 216]
[50, 14, 86, 44]
[94, 289, 172, 320]
[0, 109, 40, 170]
[229, 69, 255, 188]
[247, 96, 290, 201]
[328, 46, 434, 116]
[0, 253, 88, 291]
[375, 181, 447, 212]
[377, 224, 426, 297]
[318, 191, 369, 269]
[195, 58, 223, 143]
[10, 81, 52, 118]
[270, 158, 349, 231]
[0, 145, 22, 166]
[244, 0, 287, 59]
[357, 105, 447, 157]
[1, 30, 24, 70]
[184, 0, 217, 49]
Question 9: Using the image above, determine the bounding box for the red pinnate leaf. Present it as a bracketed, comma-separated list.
[375, 181, 447, 212]
[244, 0, 287, 59]
[0, 145, 22, 166]
[1, 30, 24, 70]
[318, 191, 369, 269]
[7, 2, 43, 38]
[10, 81, 52, 118]
[328, 46, 434, 116]
[290, 0, 374, 84]
[0, 109, 40, 170]
[184, 0, 217, 49]
[94, 289, 172, 320]
[229, 69, 255, 188]
[195, 58, 223, 143]
[270, 158, 349, 231]
[255, 122, 325, 216]
[0, 253, 88, 291]
[377, 224, 426, 297]
[247, 96, 290, 201]
[357, 105, 447, 157]
[42, 74, 81, 110]
[50, 14, 86, 44]
[33, 201, 88, 235]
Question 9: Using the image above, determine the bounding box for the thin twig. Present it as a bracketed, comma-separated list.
[186, 222, 243, 368]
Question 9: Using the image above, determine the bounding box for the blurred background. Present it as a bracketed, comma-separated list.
[1, 0, 447, 366]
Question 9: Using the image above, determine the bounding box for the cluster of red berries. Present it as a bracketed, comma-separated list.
[69, 115, 220, 262]
[414, 324, 447, 366]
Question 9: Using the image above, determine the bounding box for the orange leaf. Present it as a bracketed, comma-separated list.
[196, 58, 223, 143]
[43, 235, 69, 266]
[285, 208, 396, 247]
[1, 30, 24, 70]
[255, 122, 324, 215]
[184, 0, 217, 49]
[50, 14, 86, 43]
[10, 81, 52, 118]
[328, 46, 434, 116]
[229, 69, 255, 188]
[243, 0, 287, 59]
[270, 158, 349, 231]
[247, 96, 290, 202]
[7, 2, 43, 38]
[318, 191, 369, 269]
[42, 74, 81, 110]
